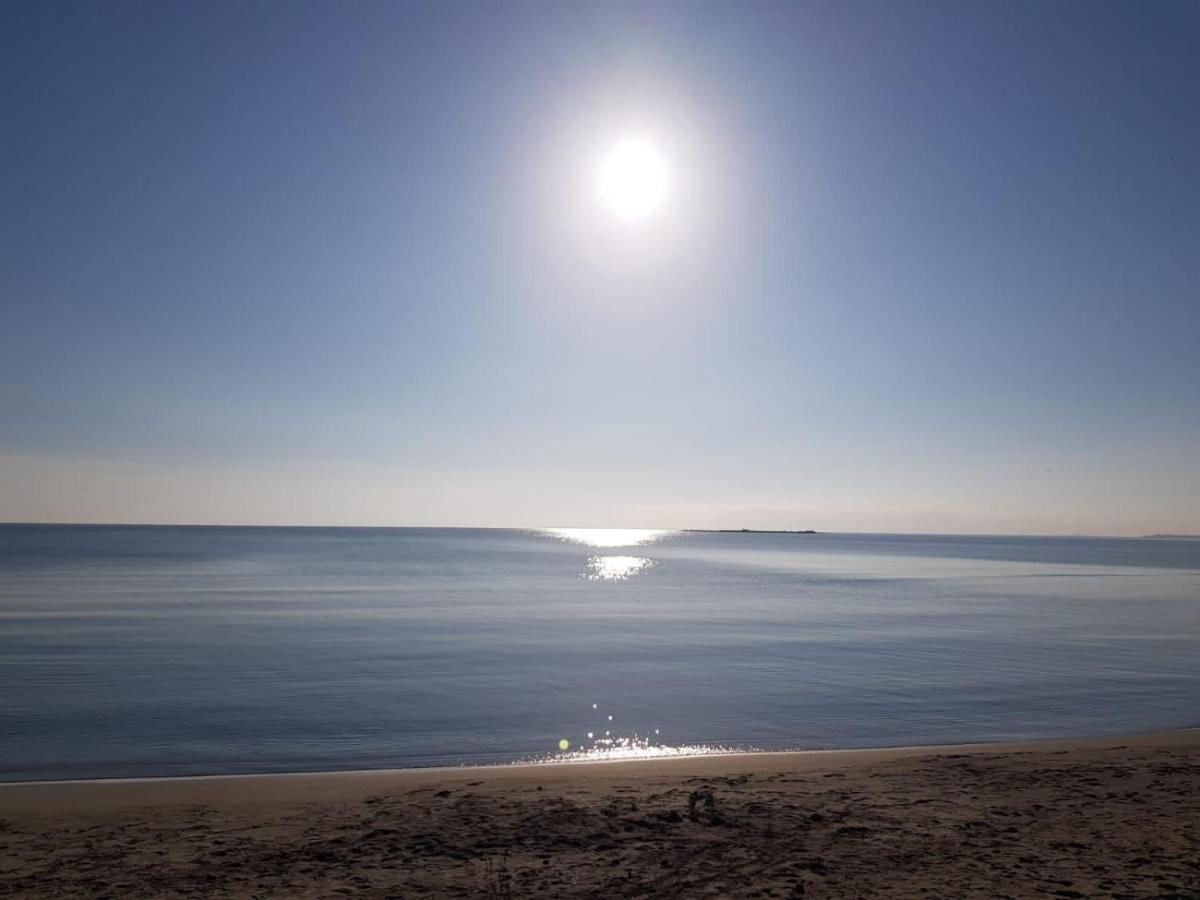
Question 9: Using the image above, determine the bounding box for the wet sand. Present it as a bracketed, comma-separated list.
[1, 730, 1197, 898]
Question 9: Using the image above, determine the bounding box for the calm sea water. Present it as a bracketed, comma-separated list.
[1, 525, 1198, 782]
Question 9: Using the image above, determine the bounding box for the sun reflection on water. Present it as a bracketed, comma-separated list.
[585, 555, 654, 581]
[526, 705, 745, 765]
[544, 734, 739, 764]
[542, 528, 674, 548]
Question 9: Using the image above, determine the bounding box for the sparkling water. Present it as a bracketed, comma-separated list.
[1, 525, 1197, 781]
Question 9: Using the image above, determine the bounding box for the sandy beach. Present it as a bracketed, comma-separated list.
[2, 730, 1197, 898]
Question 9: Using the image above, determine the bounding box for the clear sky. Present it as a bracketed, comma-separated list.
[2, 0, 1197, 534]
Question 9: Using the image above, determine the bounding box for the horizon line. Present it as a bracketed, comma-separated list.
[0, 521, 1175, 540]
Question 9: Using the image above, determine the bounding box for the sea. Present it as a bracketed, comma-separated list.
[1, 525, 1198, 782]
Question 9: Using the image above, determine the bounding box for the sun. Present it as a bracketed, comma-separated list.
[596, 137, 668, 222]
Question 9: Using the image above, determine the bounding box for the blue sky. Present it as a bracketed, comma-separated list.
[2, 0, 1197, 533]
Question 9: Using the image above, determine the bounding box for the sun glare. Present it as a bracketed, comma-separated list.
[542, 528, 672, 548]
[596, 137, 668, 222]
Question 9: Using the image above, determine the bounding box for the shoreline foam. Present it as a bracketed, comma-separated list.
[1, 727, 1193, 807]
[0, 727, 1187, 790]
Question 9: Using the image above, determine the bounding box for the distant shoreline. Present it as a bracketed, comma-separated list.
[4, 523, 1194, 539]
[683, 528, 818, 534]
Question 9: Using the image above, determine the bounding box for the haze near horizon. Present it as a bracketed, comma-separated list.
[2, 1, 1198, 536]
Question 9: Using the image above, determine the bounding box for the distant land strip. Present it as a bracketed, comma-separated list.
[683, 528, 818, 534]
